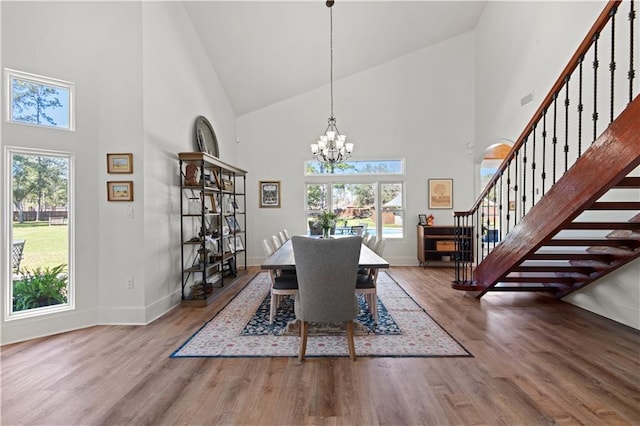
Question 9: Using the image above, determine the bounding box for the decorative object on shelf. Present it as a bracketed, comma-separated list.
[418, 214, 427, 225]
[200, 193, 217, 213]
[227, 235, 244, 252]
[259, 180, 281, 208]
[106, 153, 133, 174]
[225, 216, 241, 233]
[310, 0, 354, 165]
[107, 181, 133, 201]
[194, 116, 219, 158]
[315, 209, 337, 238]
[426, 214, 434, 226]
[428, 178, 453, 209]
[184, 164, 199, 186]
[222, 178, 234, 192]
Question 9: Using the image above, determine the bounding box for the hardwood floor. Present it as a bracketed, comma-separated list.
[2, 266, 639, 425]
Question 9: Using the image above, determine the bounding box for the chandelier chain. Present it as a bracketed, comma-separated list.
[330, 6, 334, 119]
[310, 0, 354, 164]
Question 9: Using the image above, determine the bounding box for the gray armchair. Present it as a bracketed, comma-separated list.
[291, 235, 362, 361]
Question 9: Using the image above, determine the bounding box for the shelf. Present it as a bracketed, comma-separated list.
[418, 224, 474, 268]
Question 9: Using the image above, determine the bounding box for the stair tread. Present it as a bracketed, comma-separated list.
[615, 177, 640, 188]
[587, 201, 640, 210]
[565, 222, 640, 230]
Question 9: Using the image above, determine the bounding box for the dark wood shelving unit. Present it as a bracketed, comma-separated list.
[417, 225, 473, 267]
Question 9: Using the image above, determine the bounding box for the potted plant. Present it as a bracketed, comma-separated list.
[13, 264, 68, 311]
[316, 210, 338, 238]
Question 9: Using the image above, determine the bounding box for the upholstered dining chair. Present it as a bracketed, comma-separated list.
[283, 229, 291, 240]
[278, 231, 287, 245]
[374, 238, 386, 256]
[262, 239, 274, 257]
[271, 235, 282, 250]
[291, 235, 362, 361]
[364, 234, 376, 249]
[356, 269, 379, 324]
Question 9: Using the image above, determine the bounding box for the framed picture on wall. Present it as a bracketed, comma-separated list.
[259, 180, 281, 208]
[107, 153, 133, 174]
[107, 181, 133, 201]
[428, 178, 453, 209]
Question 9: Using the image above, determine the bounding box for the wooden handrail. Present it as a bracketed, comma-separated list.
[455, 0, 622, 217]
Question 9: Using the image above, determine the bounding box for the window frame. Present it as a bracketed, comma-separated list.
[4, 68, 75, 131]
[304, 159, 406, 240]
[4, 146, 75, 321]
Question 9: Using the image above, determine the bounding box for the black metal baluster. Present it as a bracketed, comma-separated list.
[531, 124, 537, 207]
[552, 93, 558, 184]
[593, 32, 600, 143]
[506, 163, 511, 234]
[629, 0, 636, 104]
[578, 55, 584, 157]
[514, 150, 519, 226]
[542, 109, 548, 194]
[499, 173, 504, 242]
[564, 77, 570, 172]
[522, 139, 527, 216]
[610, 6, 618, 123]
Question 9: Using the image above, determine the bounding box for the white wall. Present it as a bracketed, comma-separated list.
[1, 1, 142, 343]
[238, 32, 476, 267]
[474, 0, 640, 329]
[140, 2, 237, 323]
[1, 1, 237, 344]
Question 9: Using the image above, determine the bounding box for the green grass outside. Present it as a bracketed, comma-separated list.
[12, 222, 68, 271]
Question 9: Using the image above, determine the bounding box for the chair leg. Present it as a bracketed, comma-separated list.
[346, 320, 356, 361]
[299, 320, 308, 362]
[369, 293, 378, 324]
[270, 294, 277, 324]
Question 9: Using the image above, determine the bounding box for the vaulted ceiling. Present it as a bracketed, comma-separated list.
[183, 1, 487, 116]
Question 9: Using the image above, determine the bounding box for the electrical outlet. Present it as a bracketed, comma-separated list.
[127, 278, 134, 289]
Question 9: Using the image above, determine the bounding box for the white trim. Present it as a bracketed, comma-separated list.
[4, 68, 75, 131]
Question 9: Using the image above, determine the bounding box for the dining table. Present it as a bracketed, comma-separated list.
[261, 238, 389, 271]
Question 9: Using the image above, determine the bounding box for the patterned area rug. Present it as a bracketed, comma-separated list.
[171, 271, 472, 358]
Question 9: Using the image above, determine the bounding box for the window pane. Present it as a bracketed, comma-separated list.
[332, 183, 376, 235]
[305, 160, 403, 176]
[9, 151, 72, 317]
[6, 69, 74, 130]
[381, 183, 404, 239]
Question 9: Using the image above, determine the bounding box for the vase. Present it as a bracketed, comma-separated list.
[322, 227, 331, 238]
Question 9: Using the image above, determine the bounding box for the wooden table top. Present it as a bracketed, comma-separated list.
[261, 239, 390, 270]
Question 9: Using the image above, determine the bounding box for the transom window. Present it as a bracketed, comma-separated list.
[5, 68, 75, 131]
[305, 159, 404, 176]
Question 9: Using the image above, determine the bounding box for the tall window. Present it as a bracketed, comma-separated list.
[5, 69, 75, 131]
[6, 148, 74, 319]
[305, 159, 405, 239]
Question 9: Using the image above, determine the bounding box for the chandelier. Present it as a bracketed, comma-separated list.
[310, 0, 354, 164]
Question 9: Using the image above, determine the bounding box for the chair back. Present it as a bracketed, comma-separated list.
[278, 231, 287, 244]
[271, 235, 282, 250]
[262, 239, 274, 257]
[350, 225, 364, 236]
[12, 240, 25, 273]
[291, 236, 361, 323]
[374, 238, 386, 256]
[364, 234, 376, 249]
[283, 229, 291, 240]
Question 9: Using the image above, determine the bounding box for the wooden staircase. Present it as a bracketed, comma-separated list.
[453, 96, 640, 298]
